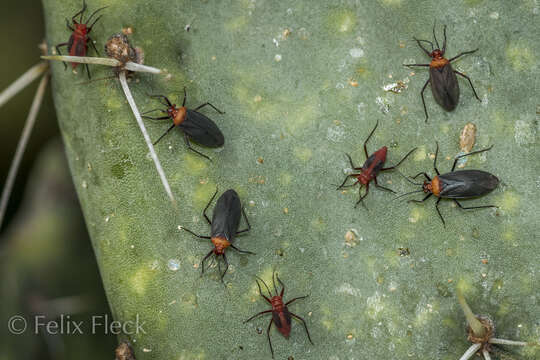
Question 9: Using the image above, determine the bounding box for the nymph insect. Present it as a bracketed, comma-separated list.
[405, 24, 481, 121]
[180, 189, 254, 281]
[398, 143, 499, 226]
[245, 272, 313, 359]
[336, 120, 416, 208]
[55, 0, 107, 78]
[142, 87, 225, 160]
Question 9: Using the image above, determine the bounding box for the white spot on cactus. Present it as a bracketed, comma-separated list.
[274, 54, 282, 62]
[489, 12, 500, 19]
[349, 48, 364, 58]
[366, 292, 384, 319]
[327, 124, 345, 142]
[336, 283, 362, 296]
[514, 118, 536, 145]
[167, 259, 180, 271]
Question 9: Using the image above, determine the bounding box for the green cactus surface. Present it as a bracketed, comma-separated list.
[42, 0, 539, 359]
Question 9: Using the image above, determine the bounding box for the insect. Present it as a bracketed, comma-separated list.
[404, 24, 481, 121]
[142, 87, 225, 161]
[245, 272, 313, 359]
[180, 189, 254, 281]
[336, 120, 417, 208]
[397, 143, 499, 226]
[55, 1, 107, 78]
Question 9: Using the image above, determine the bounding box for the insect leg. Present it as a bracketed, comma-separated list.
[147, 94, 172, 107]
[381, 147, 417, 171]
[413, 37, 433, 56]
[403, 63, 430, 68]
[65, 18, 74, 31]
[432, 23, 440, 50]
[285, 295, 308, 306]
[179, 226, 211, 239]
[276, 273, 285, 297]
[454, 70, 481, 102]
[435, 198, 445, 227]
[454, 200, 498, 210]
[255, 278, 273, 302]
[220, 254, 229, 282]
[55, 43, 69, 70]
[203, 188, 218, 225]
[290, 313, 314, 344]
[408, 193, 433, 204]
[363, 120, 379, 158]
[72, 0, 87, 23]
[230, 245, 255, 255]
[200, 250, 214, 274]
[244, 310, 272, 323]
[193, 102, 225, 114]
[336, 175, 359, 190]
[421, 77, 430, 122]
[183, 133, 211, 161]
[433, 142, 440, 175]
[345, 153, 361, 170]
[236, 207, 251, 234]
[267, 318, 275, 359]
[411, 172, 432, 181]
[354, 183, 369, 209]
[373, 177, 395, 194]
[85, 64, 91, 80]
[87, 36, 100, 56]
[451, 145, 493, 171]
[153, 124, 175, 145]
[442, 25, 447, 54]
[448, 49, 478, 62]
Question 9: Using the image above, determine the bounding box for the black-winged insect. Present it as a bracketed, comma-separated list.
[142, 87, 225, 160]
[180, 189, 255, 281]
[404, 24, 481, 121]
[397, 143, 499, 226]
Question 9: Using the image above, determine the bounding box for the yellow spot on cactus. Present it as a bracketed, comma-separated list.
[225, 16, 248, 31]
[286, 101, 320, 132]
[193, 183, 216, 209]
[379, 0, 403, 6]
[310, 217, 326, 231]
[327, 10, 356, 33]
[499, 191, 519, 212]
[442, 317, 458, 329]
[506, 44, 534, 71]
[408, 207, 423, 223]
[106, 97, 122, 110]
[130, 268, 153, 295]
[279, 172, 292, 186]
[413, 145, 427, 161]
[294, 147, 312, 162]
[456, 278, 474, 296]
[496, 301, 510, 317]
[182, 152, 209, 175]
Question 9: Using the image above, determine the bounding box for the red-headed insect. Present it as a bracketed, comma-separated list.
[405, 24, 481, 121]
[336, 120, 417, 208]
[142, 87, 225, 161]
[55, 0, 107, 78]
[245, 272, 313, 359]
[181, 189, 254, 281]
[397, 143, 499, 226]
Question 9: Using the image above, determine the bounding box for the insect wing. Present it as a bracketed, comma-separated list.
[439, 170, 499, 198]
[183, 109, 225, 147]
[210, 189, 242, 241]
[430, 63, 459, 111]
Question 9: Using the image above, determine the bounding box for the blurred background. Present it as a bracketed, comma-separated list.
[0, 1, 115, 358]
